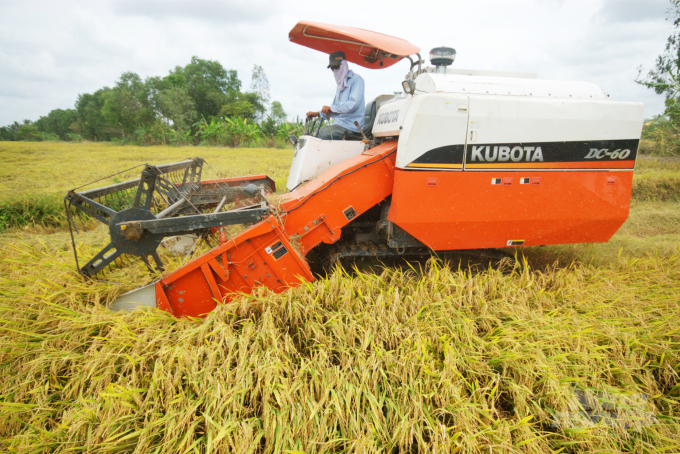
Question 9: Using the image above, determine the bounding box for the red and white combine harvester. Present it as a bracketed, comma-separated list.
[66, 21, 644, 317]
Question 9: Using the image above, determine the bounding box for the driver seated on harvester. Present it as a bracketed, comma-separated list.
[306, 51, 365, 140]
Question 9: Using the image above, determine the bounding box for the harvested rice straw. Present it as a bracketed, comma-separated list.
[1, 230, 679, 453]
[264, 192, 289, 217]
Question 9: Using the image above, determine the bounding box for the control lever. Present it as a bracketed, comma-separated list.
[315, 118, 325, 138]
[354, 121, 372, 144]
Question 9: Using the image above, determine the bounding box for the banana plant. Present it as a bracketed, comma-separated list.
[276, 121, 303, 140]
[224, 117, 260, 147]
[169, 128, 193, 145]
[195, 118, 225, 145]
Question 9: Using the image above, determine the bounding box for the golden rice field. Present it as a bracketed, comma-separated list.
[0, 141, 679, 453]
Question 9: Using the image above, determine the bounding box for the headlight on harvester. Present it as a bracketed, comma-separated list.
[402, 79, 416, 95]
[294, 138, 306, 157]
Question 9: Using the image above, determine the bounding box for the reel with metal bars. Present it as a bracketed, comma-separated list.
[64, 157, 275, 278]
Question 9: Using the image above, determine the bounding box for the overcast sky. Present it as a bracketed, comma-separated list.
[0, 0, 673, 127]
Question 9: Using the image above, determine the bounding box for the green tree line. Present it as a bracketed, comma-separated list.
[638, 0, 680, 156]
[0, 57, 301, 147]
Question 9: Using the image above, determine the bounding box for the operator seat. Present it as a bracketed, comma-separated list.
[344, 100, 377, 140]
[362, 100, 377, 137]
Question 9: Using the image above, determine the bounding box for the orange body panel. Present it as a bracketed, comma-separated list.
[155, 217, 313, 318]
[389, 169, 633, 250]
[279, 141, 397, 254]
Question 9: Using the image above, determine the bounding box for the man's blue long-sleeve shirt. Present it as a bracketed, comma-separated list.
[319, 70, 365, 132]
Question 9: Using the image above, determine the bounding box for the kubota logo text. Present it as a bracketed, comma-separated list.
[470, 145, 544, 162]
[377, 110, 399, 125]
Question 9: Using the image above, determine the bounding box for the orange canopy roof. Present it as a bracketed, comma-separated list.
[289, 21, 420, 70]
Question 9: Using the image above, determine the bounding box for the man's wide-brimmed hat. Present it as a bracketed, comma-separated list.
[327, 51, 346, 68]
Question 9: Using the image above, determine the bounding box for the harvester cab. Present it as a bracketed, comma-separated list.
[65, 20, 644, 318]
[285, 21, 422, 190]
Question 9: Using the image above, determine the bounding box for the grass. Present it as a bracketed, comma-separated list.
[1, 142, 679, 231]
[0, 142, 294, 198]
[0, 141, 294, 230]
[632, 158, 680, 202]
[0, 142, 679, 452]
[0, 234, 678, 453]
[515, 201, 680, 269]
[0, 196, 66, 231]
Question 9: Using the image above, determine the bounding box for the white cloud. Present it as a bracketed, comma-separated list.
[0, 0, 673, 126]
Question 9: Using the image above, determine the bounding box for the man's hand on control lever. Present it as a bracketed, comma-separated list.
[306, 106, 333, 120]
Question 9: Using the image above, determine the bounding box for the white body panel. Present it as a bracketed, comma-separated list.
[467, 96, 644, 145]
[372, 96, 412, 138]
[416, 73, 607, 99]
[408, 67, 538, 80]
[431, 67, 537, 79]
[286, 136, 365, 190]
[387, 73, 643, 170]
[395, 94, 469, 169]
